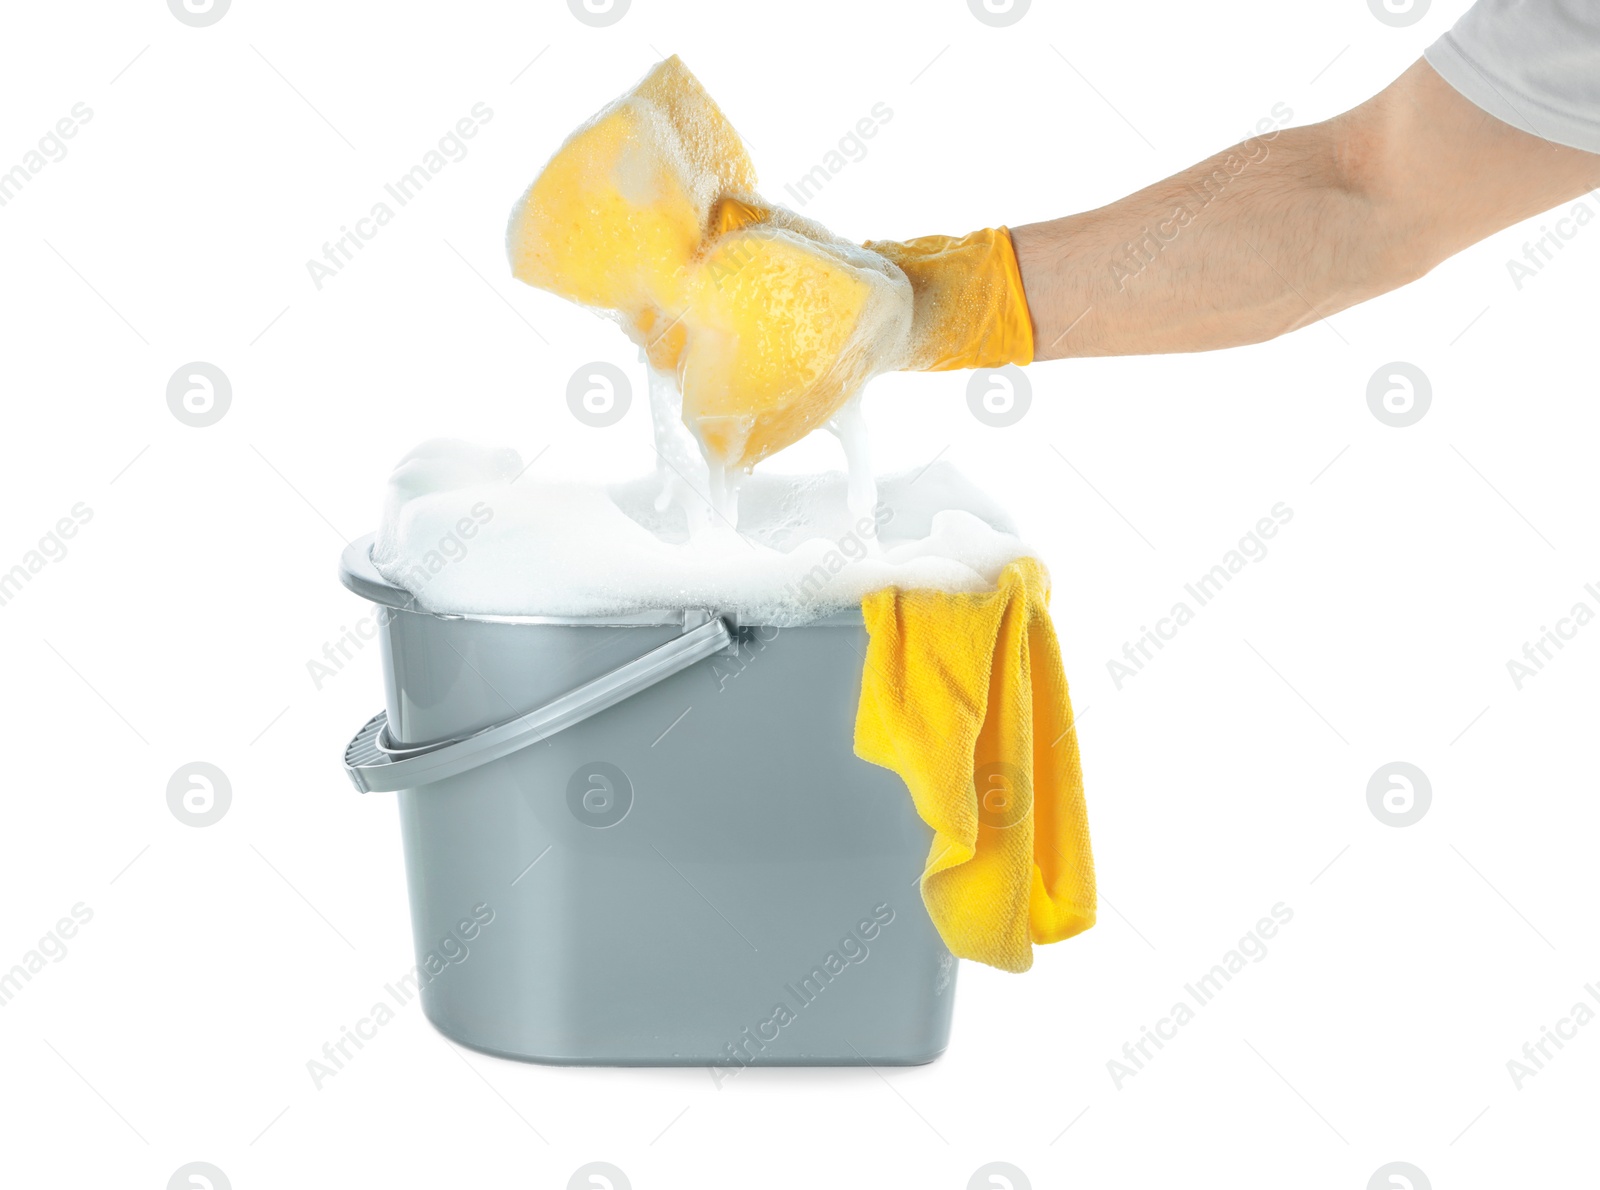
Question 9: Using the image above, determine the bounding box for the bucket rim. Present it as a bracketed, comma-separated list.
[339, 534, 865, 628]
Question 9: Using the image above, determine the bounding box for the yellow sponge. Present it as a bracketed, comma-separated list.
[508, 57, 913, 471]
[681, 227, 879, 465]
[507, 56, 755, 342]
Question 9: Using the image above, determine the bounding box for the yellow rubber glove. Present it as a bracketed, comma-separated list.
[507, 56, 1038, 471]
[673, 216, 1037, 466]
[868, 227, 1036, 372]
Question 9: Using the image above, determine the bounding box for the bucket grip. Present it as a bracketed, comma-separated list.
[342, 614, 731, 793]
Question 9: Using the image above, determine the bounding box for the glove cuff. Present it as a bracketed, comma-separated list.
[867, 226, 1036, 372]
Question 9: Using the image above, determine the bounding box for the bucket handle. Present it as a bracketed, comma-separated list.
[342, 614, 732, 794]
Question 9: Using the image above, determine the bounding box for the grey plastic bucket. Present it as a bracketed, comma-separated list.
[339, 536, 957, 1066]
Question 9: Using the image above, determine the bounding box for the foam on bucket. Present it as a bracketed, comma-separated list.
[372, 439, 1033, 624]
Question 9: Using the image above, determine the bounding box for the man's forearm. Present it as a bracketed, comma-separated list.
[1014, 60, 1600, 361]
[1012, 120, 1387, 358]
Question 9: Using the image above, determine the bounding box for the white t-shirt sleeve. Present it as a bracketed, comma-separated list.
[1425, 0, 1600, 154]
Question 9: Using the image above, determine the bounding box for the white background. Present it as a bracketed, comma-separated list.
[2, 0, 1597, 1186]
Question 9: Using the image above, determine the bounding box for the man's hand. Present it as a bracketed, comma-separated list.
[1013, 59, 1600, 360]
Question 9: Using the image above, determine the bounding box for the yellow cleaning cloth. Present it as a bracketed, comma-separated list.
[854, 558, 1095, 972]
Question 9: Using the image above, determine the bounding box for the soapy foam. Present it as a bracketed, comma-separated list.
[507, 58, 920, 475]
[372, 440, 1034, 624]
[645, 362, 723, 533]
[486, 59, 1034, 621]
[827, 397, 876, 526]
